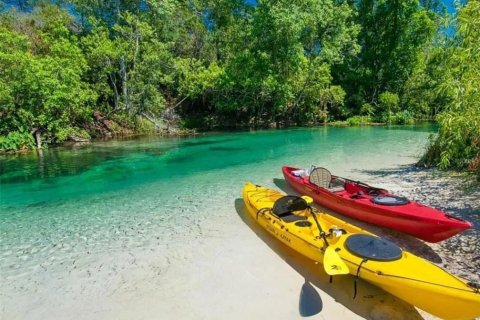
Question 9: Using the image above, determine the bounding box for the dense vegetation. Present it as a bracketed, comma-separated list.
[418, 0, 480, 179]
[0, 0, 478, 177]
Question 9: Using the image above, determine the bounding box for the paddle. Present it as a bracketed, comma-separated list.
[301, 196, 349, 275]
[324, 247, 349, 275]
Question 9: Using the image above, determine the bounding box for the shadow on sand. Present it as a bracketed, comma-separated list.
[272, 178, 443, 264]
[234, 198, 426, 320]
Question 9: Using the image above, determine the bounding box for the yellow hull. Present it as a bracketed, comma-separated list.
[242, 182, 480, 320]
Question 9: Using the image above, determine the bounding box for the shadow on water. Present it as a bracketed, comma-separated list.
[272, 178, 443, 264]
[234, 198, 425, 320]
[209, 146, 245, 152]
[179, 137, 237, 148]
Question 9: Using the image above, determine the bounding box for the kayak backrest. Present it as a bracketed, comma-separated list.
[309, 167, 332, 189]
[272, 196, 309, 216]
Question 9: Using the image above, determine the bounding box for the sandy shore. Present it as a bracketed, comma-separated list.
[356, 166, 479, 285]
[1, 166, 478, 320]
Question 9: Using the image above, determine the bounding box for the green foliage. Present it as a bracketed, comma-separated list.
[134, 116, 156, 134]
[335, 0, 438, 115]
[391, 111, 415, 125]
[377, 91, 400, 123]
[419, 1, 480, 178]
[0, 131, 35, 151]
[378, 92, 400, 113]
[360, 103, 374, 116]
[328, 121, 349, 127]
[0, 6, 95, 148]
[213, 0, 359, 127]
[346, 115, 373, 126]
[402, 48, 450, 118]
[55, 127, 91, 142]
[175, 59, 223, 98]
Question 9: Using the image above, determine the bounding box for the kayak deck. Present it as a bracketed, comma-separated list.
[282, 166, 472, 242]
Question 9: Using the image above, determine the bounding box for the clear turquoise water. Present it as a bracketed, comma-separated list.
[0, 125, 435, 318]
[0, 125, 434, 208]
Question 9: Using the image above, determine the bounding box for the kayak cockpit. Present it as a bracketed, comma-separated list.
[271, 195, 309, 222]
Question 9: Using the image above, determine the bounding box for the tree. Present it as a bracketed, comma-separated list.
[419, 0, 480, 178]
[216, 0, 359, 127]
[0, 6, 94, 149]
[378, 91, 399, 123]
[335, 0, 437, 114]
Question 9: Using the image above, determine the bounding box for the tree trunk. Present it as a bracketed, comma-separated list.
[141, 112, 162, 131]
[32, 129, 42, 149]
[323, 104, 328, 125]
[120, 56, 130, 112]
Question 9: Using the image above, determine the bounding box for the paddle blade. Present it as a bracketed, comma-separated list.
[301, 195, 314, 204]
[324, 247, 349, 275]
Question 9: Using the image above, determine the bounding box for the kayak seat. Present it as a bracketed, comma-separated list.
[309, 167, 332, 189]
[273, 196, 309, 215]
[272, 195, 309, 222]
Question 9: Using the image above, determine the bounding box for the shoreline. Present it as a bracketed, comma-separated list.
[361, 166, 479, 284]
[1, 122, 436, 155]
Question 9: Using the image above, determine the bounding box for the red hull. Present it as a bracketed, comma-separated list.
[282, 166, 472, 242]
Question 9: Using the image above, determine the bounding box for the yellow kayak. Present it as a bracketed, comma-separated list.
[242, 182, 480, 320]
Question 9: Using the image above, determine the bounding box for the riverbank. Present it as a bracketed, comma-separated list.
[361, 166, 479, 284]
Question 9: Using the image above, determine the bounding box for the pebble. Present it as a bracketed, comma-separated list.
[372, 166, 480, 283]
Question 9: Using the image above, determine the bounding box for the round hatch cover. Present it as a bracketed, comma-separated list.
[371, 195, 409, 206]
[345, 234, 402, 261]
[295, 220, 312, 227]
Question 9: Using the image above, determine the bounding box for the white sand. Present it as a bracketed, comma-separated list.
[1, 195, 439, 320]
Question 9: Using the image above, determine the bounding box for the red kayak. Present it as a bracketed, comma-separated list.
[282, 166, 472, 242]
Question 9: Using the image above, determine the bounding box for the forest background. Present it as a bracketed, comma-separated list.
[0, 0, 478, 178]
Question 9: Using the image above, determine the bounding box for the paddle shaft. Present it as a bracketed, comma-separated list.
[305, 204, 349, 276]
[309, 208, 329, 247]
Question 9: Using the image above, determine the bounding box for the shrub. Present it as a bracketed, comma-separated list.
[55, 127, 91, 142]
[0, 131, 35, 151]
[135, 116, 157, 134]
[391, 110, 415, 125]
[378, 92, 400, 113]
[346, 115, 373, 126]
